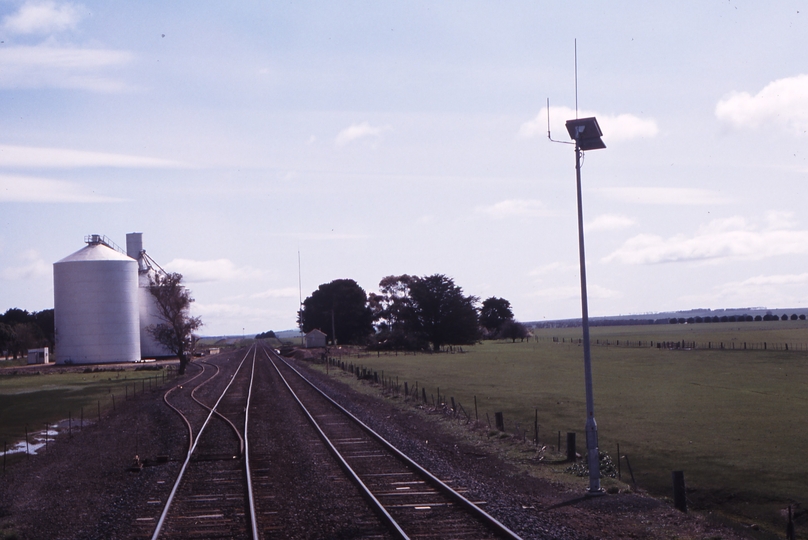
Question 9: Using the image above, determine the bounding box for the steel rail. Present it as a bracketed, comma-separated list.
[162, 361, 209, 452]
[151, 345, 256, 540]
[190, 361, 245, 456]
[264, 345, 410, 540]
[269, 348, 523, 540]
[244, 346, 260, 540]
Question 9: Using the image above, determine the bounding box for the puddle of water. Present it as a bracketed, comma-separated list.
[1, 417, 95, 456]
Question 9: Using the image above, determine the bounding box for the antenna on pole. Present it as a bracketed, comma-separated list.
[574, 38, 579, 119]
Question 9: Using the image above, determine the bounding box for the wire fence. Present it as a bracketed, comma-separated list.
[551, 336, 808, 352]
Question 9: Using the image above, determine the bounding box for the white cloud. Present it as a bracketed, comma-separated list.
[476, 199, 546, 219]
[3, 1, 82, 35]
[603, 215, 808, 265]
[529, 261, 577, 277]
[531, 283, 620, 301]
[594, 187, 731, 206]
[0, 144, 189, 169]
[519, 106, 658, 142]
[192, 302, 273, 320]
[682, 272, 808, 308]
[0, 174, 122, 202]
[251, 287, 299, 299]
[164, 258, 264, 283]
[725, 273, 808, 287]
[587, 213, 636, 232]
[1, 249, 49, 280]
[715, 74, 808, 134]
[0, 45, 133, 92]
[335, 122, 388, 146]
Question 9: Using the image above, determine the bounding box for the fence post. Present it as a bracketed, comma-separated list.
[566, 432, 576, 461]
[787, 504, 795, 540]
[534, 409, 539, 446]
[672, 471, 687, 512]
[495, 412, 504, 431]
[625, 454, 637, 489]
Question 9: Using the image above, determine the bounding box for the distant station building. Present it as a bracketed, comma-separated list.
[27, 347, 49, 365]
[304, 329, 327, 348]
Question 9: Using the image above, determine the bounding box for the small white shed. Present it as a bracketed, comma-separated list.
[27, 347, 50, 365]
[305, 329, 327, 348]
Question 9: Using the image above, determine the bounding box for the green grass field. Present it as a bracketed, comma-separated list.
[338, 321, 808, 534]
[0, 367, 172, 451]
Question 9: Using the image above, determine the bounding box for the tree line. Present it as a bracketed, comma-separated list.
[668, 312, 807, 324]
[297, 274, 528, 351]
[0, 308, 54, 359]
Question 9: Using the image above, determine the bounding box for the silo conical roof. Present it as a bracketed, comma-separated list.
[55, 242, 134, 264]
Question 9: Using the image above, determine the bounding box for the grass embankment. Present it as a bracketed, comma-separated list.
[331, 321, 808, 536]
[0, 366, 173, 454]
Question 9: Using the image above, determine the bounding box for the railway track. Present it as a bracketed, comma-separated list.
[263, 344, 522, 540]
[150, 346, 257, 539]
[146, 344, 522, 539]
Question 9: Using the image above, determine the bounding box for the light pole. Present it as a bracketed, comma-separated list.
[565, 116, 606, 494]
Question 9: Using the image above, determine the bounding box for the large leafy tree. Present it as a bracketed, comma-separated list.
[147, 272, 202, 375]
[368, 275, 427, 350]
[369, 274, 415, 330]
[407, 274, 480, 351]
[299, 278, 374, 345]
[498, 319, 529, 342]
[480, 297, 514, 334]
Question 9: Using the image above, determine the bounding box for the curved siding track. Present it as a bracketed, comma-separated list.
[151, 347, 257, 539]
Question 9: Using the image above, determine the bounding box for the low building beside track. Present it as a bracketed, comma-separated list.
[305, 329, 327, 348]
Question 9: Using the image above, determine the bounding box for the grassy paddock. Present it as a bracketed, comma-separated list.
[343, 322, 808, 533]
[0, 367, 173, 448]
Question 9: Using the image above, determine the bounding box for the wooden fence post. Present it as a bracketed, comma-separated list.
[672, 471, 687, 512]
[534, 409, 539, 446]
[566, 432, 576, 461]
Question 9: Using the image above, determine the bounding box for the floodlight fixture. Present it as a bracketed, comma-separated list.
[565, 117, 606, 151]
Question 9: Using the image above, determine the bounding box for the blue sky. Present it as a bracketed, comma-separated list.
[2, 1, 808, 335]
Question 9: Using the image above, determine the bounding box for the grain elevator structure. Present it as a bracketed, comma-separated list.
[53, 233, 174, 364]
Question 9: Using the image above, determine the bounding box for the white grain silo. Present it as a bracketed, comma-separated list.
[126, 232, 174, 358]
[53, 235, 141, 364]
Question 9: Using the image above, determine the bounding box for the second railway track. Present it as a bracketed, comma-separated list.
[264, 344, 521, 540]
